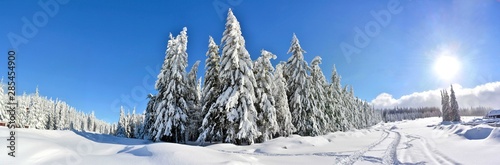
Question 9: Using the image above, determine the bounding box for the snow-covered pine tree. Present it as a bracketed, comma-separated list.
[186, 61, 202, 141]
[285, 34, 320, 136]
[341, 86, 354, 131]
[127, 109, 136, 138]
[25, 90, 38, 128]
[116, 106, 127, 137]
[273, 62, 295, 137]
[449, 85, 461, 122]
[88, 111, 95, 132]
[153, 27, 190, 143]
[134, 112, 145, 139]
[441, 89, 451, 122]
[199, 9, 260, 145]
[198, 36, 222, 143]
[253, 50, 279, 142]
[328, 65, 343, 131]
[309, 56, 329, 134]
[45, 99, 54, 130]
[142, 94, 156, 140]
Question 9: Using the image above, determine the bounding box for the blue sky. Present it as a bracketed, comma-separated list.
[1, 0, 499, 123]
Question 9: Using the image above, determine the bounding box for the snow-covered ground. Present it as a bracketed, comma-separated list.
[1, 117, 499, 165]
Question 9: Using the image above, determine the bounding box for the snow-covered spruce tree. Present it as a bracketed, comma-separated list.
[134, 113, 145, 139]
[127, 109, 135, 138]
[309, 56, 329, 134]
[32, 94, 43, 128]
[116, 106, 128, 137]
[441, 89, 451, 122]
[186, 60, 202, 141]
[328, 65, 342, 131]
[198, 36, 222, 142]
[253, 50, 279, 142]
[142, 94, 156, 140]
[273, 62, 296, 137]
[199, 9, 260, 145]
[348, 87, 361, 129]
[56, 101, 67, 130]
[285, 34, 320, 136]
[449, 85, 461, 122]
[153, 27, 190, 143]
[341, 86, 354, 131]
[88, 111, 96, 132]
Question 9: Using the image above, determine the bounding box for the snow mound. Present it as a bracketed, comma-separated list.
[433, 118, 500, 142]
[462, 126, 493, 140]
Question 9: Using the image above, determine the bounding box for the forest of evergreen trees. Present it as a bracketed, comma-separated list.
[0, 85, 114, 134]
[113, 9, 382, 145]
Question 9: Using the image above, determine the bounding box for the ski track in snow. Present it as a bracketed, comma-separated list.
[382, 128, 402, 165]
[177, 124, 463, 165]
[336, 128, 391, 165]
[412, 134, 462, 165]
[214, 128, 393, 164]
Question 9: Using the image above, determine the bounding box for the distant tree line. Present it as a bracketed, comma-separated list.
[0, 86, 114, 134]
[380, 107, 441, 122]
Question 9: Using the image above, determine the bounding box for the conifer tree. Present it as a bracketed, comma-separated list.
[273, 63, 295, 137]
[187, 61, 202, 141]
[310, 56, 328, 134]
[254, 50, 279, 142]
[441, 89, 451, 122]
[153, 27, 190, 143]
[199, 9, 260, 145]
[116, 106, 127, 137]
[285, 34, 319, 136]
[450, 85, 461, 122]
[198, 36, 222, 143]
[142, 94, 156, 140]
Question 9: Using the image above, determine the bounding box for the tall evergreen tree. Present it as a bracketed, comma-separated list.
[116, 106, 128, 137]
[254, 50, 279, 142]
[285, 34, 319, 136]
[199, 9, 260, 145]
[142, 94, 156, 140]
[309, 56, 328, 134]
[329, 65, 347, 131]
[450, 85, 461, 122]
[198, 36, 222, 143]
[153, 27, 190, 143]
[186, 61, 202, 141]
[273, 63, 295, 137]
[441, 89, 451, 122]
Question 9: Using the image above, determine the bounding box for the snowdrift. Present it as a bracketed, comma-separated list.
[1, 117, 499, 165]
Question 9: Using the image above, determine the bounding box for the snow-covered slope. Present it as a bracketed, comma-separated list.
[1, 117, 498, 165]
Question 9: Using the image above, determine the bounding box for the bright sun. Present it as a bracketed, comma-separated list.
[434, 56, 461, 80]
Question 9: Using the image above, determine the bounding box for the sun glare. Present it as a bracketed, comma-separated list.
[434, 56, 461, 80]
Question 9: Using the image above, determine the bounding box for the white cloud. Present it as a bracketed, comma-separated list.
[371, 82, 500, 109]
